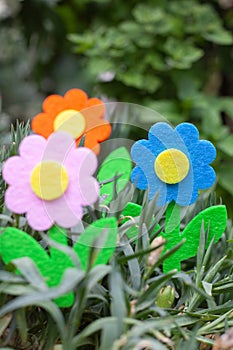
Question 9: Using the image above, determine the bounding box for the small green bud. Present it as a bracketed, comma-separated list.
[156, 285, 175, 308]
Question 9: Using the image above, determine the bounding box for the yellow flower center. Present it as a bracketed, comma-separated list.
[30, 161, 69, 200]
[154, 148, 189, 184]
[54, 109, 86, 139]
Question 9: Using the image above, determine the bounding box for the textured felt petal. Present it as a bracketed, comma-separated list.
[149, 175, 167, 204]
[195, 140, 216, 164]
[77, 176, 99, 206]
[81, 117, 111, 154]
[195, 165, 216, 190]
[74, 147, 98, 175]
[31, 113, 55, 138]
[86, 97, 105, 108]
[85, 120, 111, 141]
[131, 139, 155, 163]
[19, 135, 46, 163]
[132, 147, 157, 189]
[2, 156, 30, 186]
[176, 123, 199, 147]
[26, 201, 54, 231]
[43, 94, 66, 115]
[175, 170, 197, 206]
[4, 185, 36, 214]
[42, 131, 76, 163]
[131, 141, 167, 202]
[149, 122, 186, 152]
[64, 88, 88, 110]
[44, 194, 83, 228]
[82, 98, 105, 119]
[131, 166, 148, 190]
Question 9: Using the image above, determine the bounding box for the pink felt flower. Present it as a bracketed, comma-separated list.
[3, 132, 99, 231]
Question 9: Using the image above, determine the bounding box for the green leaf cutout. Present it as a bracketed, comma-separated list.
[120, 202, 160, 240]
[97, 147, 132, 203]
[162, 205, 227, 273]
[0, 226, 74, 307]
[121, 202, 142, 239]
[0, 218, 118, 307]
[74, 217, 118, 270]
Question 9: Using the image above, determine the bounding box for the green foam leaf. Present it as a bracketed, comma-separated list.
[162, 205, 228, 273]
[121, 202, 142, 223]
[74, 217, 118, 271]
[121, 202, 142, 239]
[120, 202, 160, 240]
[0, 226, 74, 307]
[97, 147, 132, 203]
[0, 220, 118, 307]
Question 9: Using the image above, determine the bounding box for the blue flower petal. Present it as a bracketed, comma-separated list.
[194, 140, 216, 164]
[148, 174, 166, 204]
[131, 139, 152, 163]
[131, 166, 148, 190]
[176, 123, 199, 148]
[176, 170, 197, 206]
[194, 165, 216, 190]
[149, 122, 187, 153]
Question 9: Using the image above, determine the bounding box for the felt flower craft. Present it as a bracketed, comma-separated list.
[3, 131, 99, 231]
[31, 88, 111, 154]
[131, 122, 216, 206]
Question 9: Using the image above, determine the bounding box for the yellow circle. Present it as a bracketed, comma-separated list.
[54, 109, 86, 139]
[154, 148, 189, 184]
[30, 161, 69, 200]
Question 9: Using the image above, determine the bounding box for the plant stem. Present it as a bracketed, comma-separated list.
[162, 201, 182, 272]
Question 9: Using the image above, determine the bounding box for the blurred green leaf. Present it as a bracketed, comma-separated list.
[218, 135, 233, 157]
[218, 164, 233, 196]
[203, 29, 233, 45]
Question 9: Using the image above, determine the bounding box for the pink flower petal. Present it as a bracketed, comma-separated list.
[4, 185, 36, 214]
[2, 156, 31, 186]
[64, 147, 98, 179]
[26, 201, 54, 231]
[19, 135, 46, 163]
[45, 195, 83, 228]
[42, 132, 76, 163]
[76, 177, 99, 206]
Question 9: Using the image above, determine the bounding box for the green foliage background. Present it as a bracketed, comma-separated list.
[0, 0, 233, 210]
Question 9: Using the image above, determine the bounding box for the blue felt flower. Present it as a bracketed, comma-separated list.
[131, 122, 216, 206]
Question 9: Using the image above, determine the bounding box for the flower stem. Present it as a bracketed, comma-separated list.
[162, 201, 182, 272]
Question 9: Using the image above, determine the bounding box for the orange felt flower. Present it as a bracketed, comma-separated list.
[31, 89, 111, 154]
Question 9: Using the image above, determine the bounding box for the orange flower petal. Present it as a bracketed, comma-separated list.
[87, 97, 105, 108]
[64, 89, 88, 110]
[31, 113, 54, 138]
[77, 136, 101, 155]
[84, 122, 112, 155]
[43, 94, 66, 117]
[82, 101, 105, 121]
